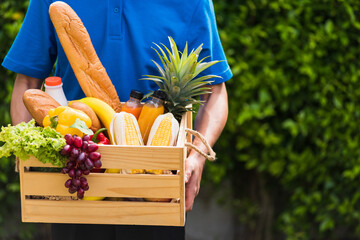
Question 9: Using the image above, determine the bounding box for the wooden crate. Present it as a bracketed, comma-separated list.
[18, 112, 192, 226]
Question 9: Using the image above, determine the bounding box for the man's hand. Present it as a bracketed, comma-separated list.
[185, 152, 205, 211]
[184, 82, 228, 211]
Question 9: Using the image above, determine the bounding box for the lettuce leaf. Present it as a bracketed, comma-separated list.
[0, 120, 67, 167]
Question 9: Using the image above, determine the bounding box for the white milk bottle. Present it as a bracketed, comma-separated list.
[44, 76, 68, 106]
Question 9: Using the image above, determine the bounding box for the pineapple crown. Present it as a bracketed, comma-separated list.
[141, 36, 222, 120]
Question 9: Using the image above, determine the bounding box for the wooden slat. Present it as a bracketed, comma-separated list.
[180, 111, 191, 225]
[22, 146, 183, 170]
[21, 156, 55, 167]
[176, 111, 186, 147]
[22, 172, 180, 198]
[98, 146, 182, 169]
[19, 160, 26, 224]
[186, 110, 193, 144]
[22, 199, 181, 226]
[179, 147, 186, 226]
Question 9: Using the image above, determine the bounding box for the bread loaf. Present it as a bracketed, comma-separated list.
[49, 1, 122, 112]
[22, 89, 61, 126]
[68, 101, 101, 132]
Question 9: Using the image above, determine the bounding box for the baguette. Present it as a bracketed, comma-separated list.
[22, 89, 61, 126]
[49, 1, 122, 112]
[68, 101, 101, 132]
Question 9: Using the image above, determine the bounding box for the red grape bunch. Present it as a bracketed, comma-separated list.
[60, 134, 102, 199]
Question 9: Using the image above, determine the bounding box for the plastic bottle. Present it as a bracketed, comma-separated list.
[44, 76, 68, 106]
[137, 90, 167, 144]
[121, 90, 144, 119]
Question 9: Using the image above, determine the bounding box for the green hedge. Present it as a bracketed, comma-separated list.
[0, 1, 40, 239]
[206, 0, 360, 239]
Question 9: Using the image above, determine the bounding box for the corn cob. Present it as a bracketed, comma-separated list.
[147, 113, 179, 147]
[110, 112, 144, 146]
[146, 113, 179, 175]
[110, 112, 144, 174]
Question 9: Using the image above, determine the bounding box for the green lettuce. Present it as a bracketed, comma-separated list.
[0, 120, 67, 167]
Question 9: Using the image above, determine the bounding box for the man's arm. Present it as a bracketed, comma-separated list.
[11, 73, 43, 125]
[185, 82, 228, 211]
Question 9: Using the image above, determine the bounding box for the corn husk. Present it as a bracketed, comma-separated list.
[110, 112, 144, 146]
[109, 112, 144, 174]
[146, 113, 179, 146]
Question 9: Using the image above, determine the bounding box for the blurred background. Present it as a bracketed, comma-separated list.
[1, 0, 360, 239]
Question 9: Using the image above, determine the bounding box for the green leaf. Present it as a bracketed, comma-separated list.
[179, 41, 189, 68]
[193, 60, 222, 78]
[69, 118, 93, 135]
[50, 115, 59, 128]
[161, 42, 179, 74]
[153, 43, 170, 65]
[151, 46, 167, 69]
[150, 59, 166, 78]
[168, 36, 180, 65]
[140, 76, 165, 82]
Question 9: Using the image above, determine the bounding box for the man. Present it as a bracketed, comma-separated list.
[3, 0, 231, 239]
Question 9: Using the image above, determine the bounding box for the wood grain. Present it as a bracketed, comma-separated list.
[22, 199, 181, 226]
[23, 172, 180, 198]
[22, 146, 183, 170]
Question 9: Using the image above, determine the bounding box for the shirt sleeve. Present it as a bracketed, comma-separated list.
[185, 0, 232, 84]
[1, 0, 57, 79]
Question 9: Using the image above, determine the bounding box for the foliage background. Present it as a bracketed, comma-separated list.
[0, 1, 41, 240]
[1, 0, 360, 239]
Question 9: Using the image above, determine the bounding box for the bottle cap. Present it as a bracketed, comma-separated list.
[45, 76, 62, 86]
[130, 90, 144, 100]
[152, 90, 167, 101]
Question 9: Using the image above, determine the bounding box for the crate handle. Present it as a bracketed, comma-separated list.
[184, 128, 216, 161]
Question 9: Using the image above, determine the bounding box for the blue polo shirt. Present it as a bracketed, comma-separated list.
[2, 0, 232, 101]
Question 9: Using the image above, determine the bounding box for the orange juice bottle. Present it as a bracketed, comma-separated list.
[121, 90, 144, 119]
[138, 90, 167, 144]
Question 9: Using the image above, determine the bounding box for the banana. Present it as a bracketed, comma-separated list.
[82, 196, 105, 201]
[75, 97, 116, 144]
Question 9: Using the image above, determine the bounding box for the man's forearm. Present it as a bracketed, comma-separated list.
[11, 74, 42, 125]
[190, 82, 228, 160]
[184, 82, 228, 211]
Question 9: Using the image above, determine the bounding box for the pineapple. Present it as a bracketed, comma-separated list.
[141, 37, 222, 121]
